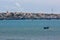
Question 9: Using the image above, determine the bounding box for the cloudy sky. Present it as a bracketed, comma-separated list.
[0, 0, 60, 13]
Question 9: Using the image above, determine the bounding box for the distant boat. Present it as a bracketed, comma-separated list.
[44, 27, 49, 29]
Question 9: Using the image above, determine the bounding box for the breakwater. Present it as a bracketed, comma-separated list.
[0, 12, 60, 20]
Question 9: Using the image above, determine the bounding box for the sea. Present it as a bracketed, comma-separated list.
[0, 20, 60, 40]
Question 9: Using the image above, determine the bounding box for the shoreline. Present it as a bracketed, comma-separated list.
[0, 11, 60, 20]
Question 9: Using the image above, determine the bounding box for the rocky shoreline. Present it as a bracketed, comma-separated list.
[0, 11, 60, 20]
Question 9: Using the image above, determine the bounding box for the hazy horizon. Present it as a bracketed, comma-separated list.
[0, 0, 60, 13]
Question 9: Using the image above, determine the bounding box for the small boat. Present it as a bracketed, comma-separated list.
[44, 27, 49, 29]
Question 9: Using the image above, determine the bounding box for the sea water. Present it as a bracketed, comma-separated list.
[0, 20, 60, 40]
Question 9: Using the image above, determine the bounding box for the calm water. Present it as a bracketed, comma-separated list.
[0, 20, 60, 40]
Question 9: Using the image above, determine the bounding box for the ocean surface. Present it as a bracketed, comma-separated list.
[0, 20, 60, 40]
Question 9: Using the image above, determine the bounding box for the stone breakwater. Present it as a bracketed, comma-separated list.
[0, 12, 60, 20]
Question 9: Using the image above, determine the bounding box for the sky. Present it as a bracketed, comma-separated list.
[0, 0, 60, 13]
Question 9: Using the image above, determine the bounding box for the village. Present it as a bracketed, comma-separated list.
[0, 11, 60, 20]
